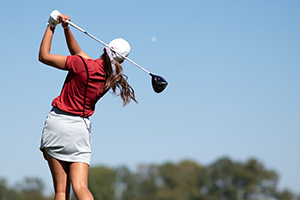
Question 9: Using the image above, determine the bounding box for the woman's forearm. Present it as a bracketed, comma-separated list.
[39, 26, 55, 63]
[64, 27, 82, 55]
[60, 14, 91, 59]
[38, 25, 68, 70]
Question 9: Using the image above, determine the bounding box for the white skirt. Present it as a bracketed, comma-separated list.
[40, 107, 92, 165]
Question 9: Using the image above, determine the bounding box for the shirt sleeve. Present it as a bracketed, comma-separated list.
[66, 55, 85, 73]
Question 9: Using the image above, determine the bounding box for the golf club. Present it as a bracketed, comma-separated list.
[66, 20, 168, 93]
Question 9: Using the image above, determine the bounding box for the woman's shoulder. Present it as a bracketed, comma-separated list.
[93, 58, 105, 69]
[67, 55, 84, 63]
[67, 56, 104, 72]
[94, 58, 104, 64]
[66, 55, 87, 72]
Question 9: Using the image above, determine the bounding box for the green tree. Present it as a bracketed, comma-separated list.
[116, 157, 288, 200]
[206, 157, 279, 200]
[118, 164, 160, 200]
[15, 177, 47, 200]
[13, 157, 295, 200]
[116, 166, 138, 200]
[0, 178, 19, 200]
[133, 164, 160, 200]
[157, 160, 206, 200]
[87, 166, 117, 200]
[276, 189, 295, 200]
[205, 157, 236, 199]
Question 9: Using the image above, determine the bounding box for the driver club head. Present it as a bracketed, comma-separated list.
[150, 74, 168, 93]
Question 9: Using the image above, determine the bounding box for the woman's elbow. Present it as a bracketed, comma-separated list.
[38, 55, 44, 63]
[38, 52, 48, 64]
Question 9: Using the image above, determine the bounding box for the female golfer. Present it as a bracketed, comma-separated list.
[39, 10, 136, 200]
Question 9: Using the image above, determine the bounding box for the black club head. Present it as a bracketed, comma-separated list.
[150, 74, 168, 93]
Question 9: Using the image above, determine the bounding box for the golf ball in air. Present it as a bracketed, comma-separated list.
[151, 36, 157, 42]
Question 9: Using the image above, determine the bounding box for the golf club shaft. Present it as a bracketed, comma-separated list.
[66, 20, 151, 75]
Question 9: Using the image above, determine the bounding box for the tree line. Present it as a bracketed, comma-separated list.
[0, 157, 298, 200]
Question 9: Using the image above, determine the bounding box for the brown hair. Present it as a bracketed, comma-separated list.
[100, 51, 137, 106]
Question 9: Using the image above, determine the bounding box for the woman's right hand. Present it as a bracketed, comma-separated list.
[58, 14, 71, 29]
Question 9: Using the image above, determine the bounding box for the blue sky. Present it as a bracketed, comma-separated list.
[0, 0, 299, 195]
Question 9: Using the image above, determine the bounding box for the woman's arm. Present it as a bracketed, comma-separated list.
[59, 14, 92, 59]
[38, 26, 68, 70]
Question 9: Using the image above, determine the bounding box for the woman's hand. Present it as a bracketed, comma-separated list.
[58, 14, 71, 29]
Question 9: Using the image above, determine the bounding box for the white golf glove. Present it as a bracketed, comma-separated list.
[48, 10, 61, 28]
